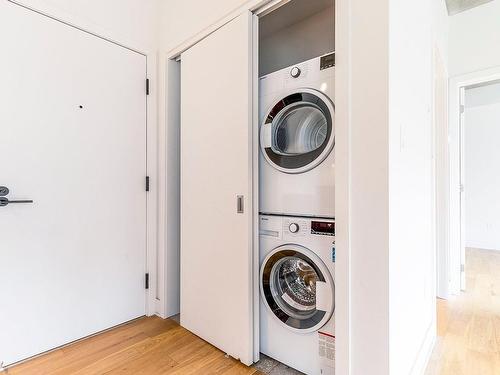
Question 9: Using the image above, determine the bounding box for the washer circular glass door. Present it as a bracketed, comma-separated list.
[260, 88, 335, 174]
[260, 245, 334, 333]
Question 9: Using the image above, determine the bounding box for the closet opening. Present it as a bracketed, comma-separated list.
[255, 1, 336, 374]
[163, 0, 336, 372]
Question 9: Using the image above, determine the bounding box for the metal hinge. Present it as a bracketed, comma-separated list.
[145, 273, 149, 289]
[460, 104, 465, 114]
[461, 264, 465, 273]
[146, 176, 150, 192]
[146, 79, 150, 95]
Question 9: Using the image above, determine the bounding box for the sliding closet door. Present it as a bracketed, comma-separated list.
[180, 12, 256, 365]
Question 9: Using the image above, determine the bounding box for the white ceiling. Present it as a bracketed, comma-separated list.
[446, 0, 495, 15]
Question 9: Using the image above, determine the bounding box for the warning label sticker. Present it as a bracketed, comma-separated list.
[319, 332, 336, 361]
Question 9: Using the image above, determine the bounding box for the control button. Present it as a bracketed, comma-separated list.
[290, 66, 301, 78]
[289, 223, 300, 233]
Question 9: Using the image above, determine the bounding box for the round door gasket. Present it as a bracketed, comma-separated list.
[260, 88, 335, 174]
[260, 244, 335, 333]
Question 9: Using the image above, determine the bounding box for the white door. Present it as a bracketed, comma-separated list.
[180, 12, 257, 366]
[0, 3, 147, 366]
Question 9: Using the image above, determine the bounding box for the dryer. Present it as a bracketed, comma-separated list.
[259, 53, 335, 218]
[259, 214, 336, 375]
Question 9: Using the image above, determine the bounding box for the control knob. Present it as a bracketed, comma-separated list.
[290, 66, 301, 78]
[289, 223, 300, 233]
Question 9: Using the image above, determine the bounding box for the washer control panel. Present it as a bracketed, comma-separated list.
[283, 218, 309, 236]
[311, 220, 335, 236]
[260, 215, 335, 239]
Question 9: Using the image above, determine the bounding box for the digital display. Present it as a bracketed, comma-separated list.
[320, 53, 335, 70]
[311, 221, 335, 236]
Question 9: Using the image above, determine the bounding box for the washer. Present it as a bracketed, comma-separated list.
[259, 53, 335, 218]
[259, 214, 335, 375]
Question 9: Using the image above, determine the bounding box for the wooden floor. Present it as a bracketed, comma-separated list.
[14, 248, 500, 374]
[6, 317, 264, 375]
[425, 248, 500, 375]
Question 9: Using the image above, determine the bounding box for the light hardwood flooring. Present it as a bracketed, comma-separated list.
[6, 317, 265, 375]
[9, 248, 500, 375]
[425, 248, 500, 375]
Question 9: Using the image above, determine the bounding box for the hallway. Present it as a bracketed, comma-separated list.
[426, 248, 500, 375]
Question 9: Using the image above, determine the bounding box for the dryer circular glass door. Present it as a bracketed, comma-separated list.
[260, 88, 335, 174]
[260, 245, 334, 333]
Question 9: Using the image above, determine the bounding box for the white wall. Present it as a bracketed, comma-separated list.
[335, 0, 436, 372]
[11, 0, 159, 51]
[464, 82, 500, 250]
[345, 0, 390, 372]
[466, 81, 500, 107]
[259, 6, 335, 76]
[449, 0, 500, 76]
[433, 0, 449, 64]
[346, 0, 390, 375]
[389, 0, 435, 373]
[160, 0, 248, 52]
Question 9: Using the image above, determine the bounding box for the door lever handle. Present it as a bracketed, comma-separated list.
[0, 197, 34, 207]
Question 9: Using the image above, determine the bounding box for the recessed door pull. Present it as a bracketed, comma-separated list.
[237, 195, 244, 214]
[0, 197, 34, 207]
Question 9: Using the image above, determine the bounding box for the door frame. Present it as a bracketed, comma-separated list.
[165, 0, 288, 58]
[5, 0, 159, 317]
[445, 66, 500, 296]
[432, 46, 449, 300]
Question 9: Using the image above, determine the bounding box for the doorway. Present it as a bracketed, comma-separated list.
[428, 75, 500, 375]
[164, 0, 336, 372]
[444, 67, 500, 297]
[461, 80, 500, 286]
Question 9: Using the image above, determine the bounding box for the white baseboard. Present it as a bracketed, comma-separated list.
[409, 323, 436, 375]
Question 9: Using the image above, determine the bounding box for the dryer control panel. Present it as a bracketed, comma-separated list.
[283, 218, 335, 237]
[320, 52, 335, 70]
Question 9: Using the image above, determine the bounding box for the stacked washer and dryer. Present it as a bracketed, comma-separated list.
[258, 52, 336, 375]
